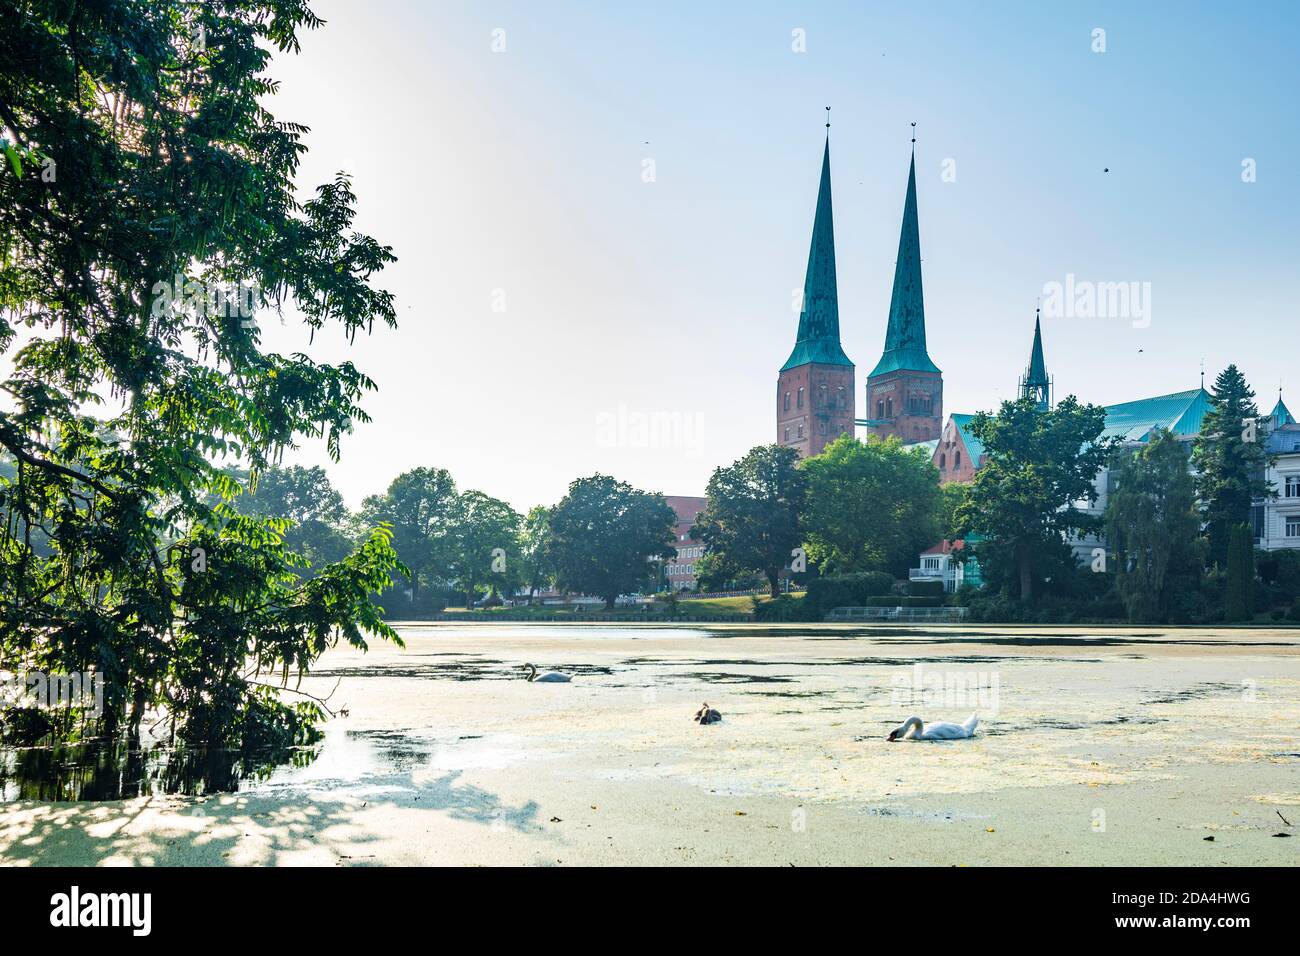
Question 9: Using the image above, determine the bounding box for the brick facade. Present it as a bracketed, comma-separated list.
[778, 363, 856, 457]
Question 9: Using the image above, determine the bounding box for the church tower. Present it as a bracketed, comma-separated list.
[1019, 309, 1052, 410]
[777, 131, 855, 458]
[864, 135, 942, 443]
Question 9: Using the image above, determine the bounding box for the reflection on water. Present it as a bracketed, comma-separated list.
[0, 741, 319, 802]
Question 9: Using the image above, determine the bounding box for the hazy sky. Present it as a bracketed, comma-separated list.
[226, 2, 1300, 509]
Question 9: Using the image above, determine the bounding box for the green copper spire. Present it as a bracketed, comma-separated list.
[1271, 392, 1294, 427]
[1021, 309, 1051, 410]
[868, 147, 940, 378]
[781, 136, 852, 372]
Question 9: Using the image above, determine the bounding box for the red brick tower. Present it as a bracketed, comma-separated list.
[777, 135, 855, 457]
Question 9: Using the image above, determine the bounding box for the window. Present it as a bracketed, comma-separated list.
[1288, 516, 1300, 538]
[797, 387, 804, 409]
[797, 423, 804, 439]
[783, 391, 790, 412]
[784, 426, 790, 442]
[939, 453, 946, 469]
[876, 400, 885, 417]
[886, 397, 893, 417]
[818, 384, 828, 406]
[954, 451, 962, 468]
[1287, 476, 1300, 498]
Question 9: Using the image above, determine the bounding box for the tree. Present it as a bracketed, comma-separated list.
[801, 435, 941, 577]
[360, 467, 458, 611]
[691, 445, 806, 597]
[1224, 523, 1255, 622]
[1192, 365, 1273, 567]
[1105, 430, 1202, 623]
[233, 465, 354, 575]
[937, 482, 968, 542]
[451, 490, 521, 603]
[955, 396, 1114, 601]
[517, 505, 555, 604]
[0, 3, 401, 759]
[546, 475, 676, 608]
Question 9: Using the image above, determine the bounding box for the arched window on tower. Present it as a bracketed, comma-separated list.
[939, 453, 946, 469]
[797, 423, 804, 439]
[955, 451, 962, 469]
[797, 387, 804, 409]
[783, 391, 790, 412]
[886, 397, 893, 418]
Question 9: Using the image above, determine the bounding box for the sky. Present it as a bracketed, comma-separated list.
[90, 2, 1300, 510]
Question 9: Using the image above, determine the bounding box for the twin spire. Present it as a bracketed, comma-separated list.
[783, 123, 938, 377]
[869, 149, 940, 377]
[780, 135, 852, 371]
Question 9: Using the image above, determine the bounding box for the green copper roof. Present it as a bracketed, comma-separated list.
[949, 413, 986, 466]
[1100, 388, 1212, 442]
[781, 139, 852, 372]
[1271, 396, 1294, 427]
[868, 152, 940, 378]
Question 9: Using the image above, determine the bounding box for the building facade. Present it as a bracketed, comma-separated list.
[1260, 398, 1300, 551]
[664, 495, 707, 590]
[777, 138, 856, 457]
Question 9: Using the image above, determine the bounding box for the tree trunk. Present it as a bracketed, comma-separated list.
[767, 569, 780, 599]
[604, 594, 617, 611]
[1018, 547, 1033, 601]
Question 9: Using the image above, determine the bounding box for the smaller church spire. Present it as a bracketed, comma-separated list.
[1020, 307, 1051, 410]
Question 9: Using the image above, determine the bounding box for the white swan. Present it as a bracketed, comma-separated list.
[886, 714, 978, 741]
[522, 663, 570, 683]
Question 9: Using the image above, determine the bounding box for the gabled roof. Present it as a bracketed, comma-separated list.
[1100, 388, 1212, 443]
[782, 138, 853, 372]
[868, 151, 940, 378]
[948, 413, 986, 465]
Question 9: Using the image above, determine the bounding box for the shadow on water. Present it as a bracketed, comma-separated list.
[0, 740, 320, 801]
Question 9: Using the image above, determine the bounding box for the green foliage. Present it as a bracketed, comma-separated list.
[230, 465, 354, 575]
[0, 3, 401, 753]
[546, 474, 676, 608]
[1105, 430, 1203, 623]
[909, 578, 947, 598]
[1192, 365, 1273, 567]
[751, 594, 820, 622]
[1257, 548, 1300, 606]
[801, 435, 942, 577]
[955, 396, 1115, 600]
[1224, 523, 1255, 622]
[804, 571, 895, 615]
[692, 445, 806, 597]
[451, 490, 521, 603]
[360, 467, 458, 612]
[517, 505, 555, 602]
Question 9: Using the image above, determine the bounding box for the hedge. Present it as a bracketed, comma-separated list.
[805, 572, 896, 615]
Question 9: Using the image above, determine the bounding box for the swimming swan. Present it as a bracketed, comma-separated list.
[886, 714, 978, 741]
[522, 663, 571, 683]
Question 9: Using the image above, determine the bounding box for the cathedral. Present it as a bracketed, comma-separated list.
[777, 133, 943, 455]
